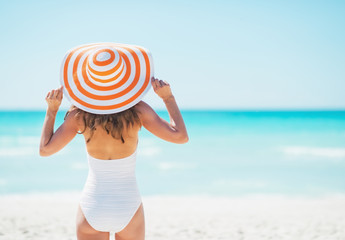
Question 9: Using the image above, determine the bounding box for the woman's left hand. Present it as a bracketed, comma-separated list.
[45, 86, 63, 112]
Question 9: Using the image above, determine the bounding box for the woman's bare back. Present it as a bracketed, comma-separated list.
[81, 119, 140, 160]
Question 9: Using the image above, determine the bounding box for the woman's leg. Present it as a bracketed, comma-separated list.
[76, 205, 110, 240]
[115, 203, 145, 240]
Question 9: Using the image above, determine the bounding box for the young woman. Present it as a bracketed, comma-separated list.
[39, 44, 188, 240]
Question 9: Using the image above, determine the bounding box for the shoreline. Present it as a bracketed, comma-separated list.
[1, 192, 345, 240]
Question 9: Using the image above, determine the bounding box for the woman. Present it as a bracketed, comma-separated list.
[39, 43, 188, 240]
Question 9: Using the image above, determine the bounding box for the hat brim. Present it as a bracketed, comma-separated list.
[60, 43, 154, 114]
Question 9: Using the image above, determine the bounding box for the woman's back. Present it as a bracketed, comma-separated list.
[68, 104, 143, 160]
[84, 126, 139, 160]
[80, 115, 140, 160]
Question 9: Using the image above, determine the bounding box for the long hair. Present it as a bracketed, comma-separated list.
[65, 105, 141, 143]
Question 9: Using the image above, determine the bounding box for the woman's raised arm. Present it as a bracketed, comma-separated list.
[136, 77, 189, 144]
[39, 87, 79, 156]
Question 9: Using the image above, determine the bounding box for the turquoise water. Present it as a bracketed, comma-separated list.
[0, 110, 345, 196]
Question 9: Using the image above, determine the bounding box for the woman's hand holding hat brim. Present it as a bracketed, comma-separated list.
[151, 77, 173, 101]
[45, 86, 63, 113]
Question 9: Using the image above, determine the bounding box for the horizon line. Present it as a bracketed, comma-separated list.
[1, 108, 345, 112]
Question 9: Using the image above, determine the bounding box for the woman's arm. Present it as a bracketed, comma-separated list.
[39, 87, 79, 156]
[136, 77, 189, 144]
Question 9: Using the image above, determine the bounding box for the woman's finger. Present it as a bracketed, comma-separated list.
[56, 89, 61, 99]
[46, 92, 51, 99]
[163, 80, 169, 86]
[58, 87, 63, 100]
[49, 91, 53, 99]
[55, 89, 61, 98]
[151, 77, 157, 90]
[58, 88, 63, 100]
[55, 89, 60, 98]
[159, 80, 165, 87]
[153, 77, 159, 89]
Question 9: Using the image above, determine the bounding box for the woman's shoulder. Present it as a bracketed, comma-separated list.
[64, 106, 82, 120]
[135, 100, 149, 109]
[64, 106, 84, 132]
[134, 101, 161, 126]
[135, 101, 156, 117]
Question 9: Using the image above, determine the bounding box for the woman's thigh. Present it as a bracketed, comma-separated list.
[76, 203, 145, 240]
[76, 205, 109, 240]
[115, 203, 145, 240]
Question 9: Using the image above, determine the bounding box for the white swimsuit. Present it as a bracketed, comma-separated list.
[79, 150, 142, 233]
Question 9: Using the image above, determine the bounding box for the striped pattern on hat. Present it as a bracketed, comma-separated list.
[60, 43, 154, 114]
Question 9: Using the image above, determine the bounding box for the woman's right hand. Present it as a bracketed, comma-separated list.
[137, 77, 188, 144]
[151, 77, 173, 101]
[45, 86, 63, 113]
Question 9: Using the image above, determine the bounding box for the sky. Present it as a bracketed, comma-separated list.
[0, 0, 344, 110]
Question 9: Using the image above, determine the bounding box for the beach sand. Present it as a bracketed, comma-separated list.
[0, 193, 344, 240]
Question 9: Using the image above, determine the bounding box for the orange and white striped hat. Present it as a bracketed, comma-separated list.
[60, 43, 154, 114]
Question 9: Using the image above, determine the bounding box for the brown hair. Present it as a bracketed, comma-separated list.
[65, 105, 141, 143]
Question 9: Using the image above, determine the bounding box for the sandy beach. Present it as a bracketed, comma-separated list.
[0, 193, 344, 240]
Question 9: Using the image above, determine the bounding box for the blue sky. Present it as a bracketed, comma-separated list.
[0, 0, 344, 110]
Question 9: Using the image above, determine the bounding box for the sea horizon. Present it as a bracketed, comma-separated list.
[1, 108, 345, 112]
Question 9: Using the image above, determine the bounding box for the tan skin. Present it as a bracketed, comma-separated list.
[39, 77, 188, 240]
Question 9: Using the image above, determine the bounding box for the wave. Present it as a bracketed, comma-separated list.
[70, 162, 88, 170]
[0, 147, 37, 157]
[0, 179, 7, 186]
[157, 161, 197, 170]
[0, 136, 40, 157]
[212, 179, 268, 188]
[282, 146, 345, 159]
[0, 136, 40, 145]
[138, 146, 162, 157]
[0, 146, 69, 157]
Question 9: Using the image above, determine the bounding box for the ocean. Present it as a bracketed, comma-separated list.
[0, 110, 345, 197]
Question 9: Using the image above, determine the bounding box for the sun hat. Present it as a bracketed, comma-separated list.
[60, 43, 154, 114]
